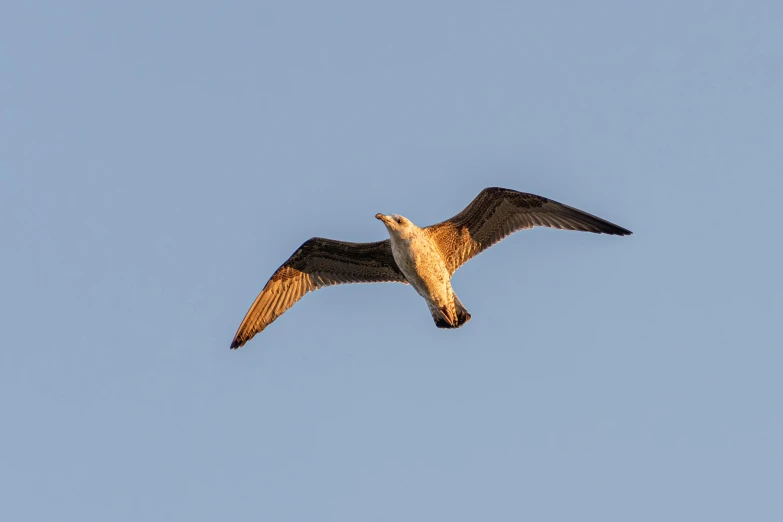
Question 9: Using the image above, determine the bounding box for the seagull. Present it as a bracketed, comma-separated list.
[230, 187, 631, 349]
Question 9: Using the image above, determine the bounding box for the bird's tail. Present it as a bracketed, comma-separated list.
[453, 294, 472, 327]
[430, 295, 471, 329]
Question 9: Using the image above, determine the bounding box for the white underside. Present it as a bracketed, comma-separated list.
[389, 231, 453, 310]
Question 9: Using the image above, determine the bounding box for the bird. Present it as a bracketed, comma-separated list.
[229, 187, 632, 349]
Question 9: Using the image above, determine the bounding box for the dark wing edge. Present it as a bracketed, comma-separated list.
[425, 187, 632, 274]
[230, 238, 407, 349]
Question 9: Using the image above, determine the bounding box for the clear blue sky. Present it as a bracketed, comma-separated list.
[2, 2, 782, 521]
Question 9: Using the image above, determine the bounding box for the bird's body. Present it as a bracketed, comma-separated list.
[229, 187, 632, 349]
[383, 215, 463, 327]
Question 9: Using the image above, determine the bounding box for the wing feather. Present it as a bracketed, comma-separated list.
[426, 187, 632, 274]
[230, 238, 407, 349]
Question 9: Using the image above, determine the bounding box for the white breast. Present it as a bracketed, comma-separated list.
[390, 231, 452, 305]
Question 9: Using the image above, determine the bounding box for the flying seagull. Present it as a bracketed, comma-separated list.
[230, 187, 631, 349]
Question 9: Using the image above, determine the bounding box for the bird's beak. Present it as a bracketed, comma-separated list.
[375, 213, 390, 224]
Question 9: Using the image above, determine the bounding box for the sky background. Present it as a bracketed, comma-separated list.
[2, 1, 782, 521]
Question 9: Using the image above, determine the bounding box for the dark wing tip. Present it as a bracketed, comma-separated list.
[604, 223, 633, 236]
[229, 338, 244, 350]
[557, 202, 633, 237]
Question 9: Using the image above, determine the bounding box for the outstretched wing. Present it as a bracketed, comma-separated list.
[426, 187, 632, 275]
[230, 238, 407, 349]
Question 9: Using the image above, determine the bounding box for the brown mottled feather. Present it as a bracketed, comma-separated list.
[230, 238, 407, 349]
[426, 187, 632, 275]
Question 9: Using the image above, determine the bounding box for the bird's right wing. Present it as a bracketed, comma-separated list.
[426, 187, 632, 275]
[230, 238, 407, 349]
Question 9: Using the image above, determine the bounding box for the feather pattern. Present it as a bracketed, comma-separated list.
[230, 238, 406, 349]
[426, 187, 632, 275]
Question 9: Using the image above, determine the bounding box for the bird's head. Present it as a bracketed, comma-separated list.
[375, 213, 417, 239]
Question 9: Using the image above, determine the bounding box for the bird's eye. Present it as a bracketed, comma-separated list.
[396, 217, 402, 224]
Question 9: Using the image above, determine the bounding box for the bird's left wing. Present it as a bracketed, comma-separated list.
[425, 187, 632, 275]
[230, 238, 406, 349]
